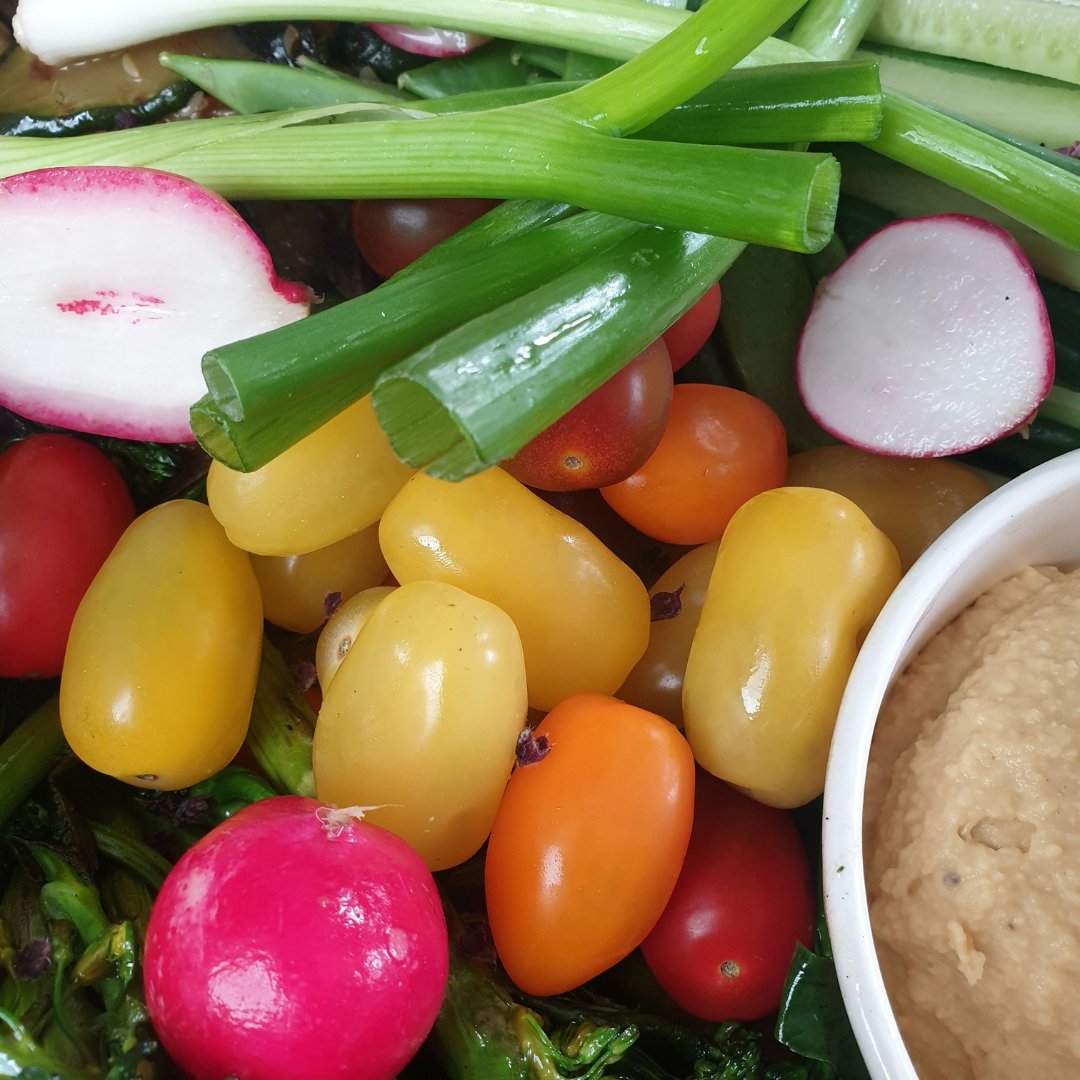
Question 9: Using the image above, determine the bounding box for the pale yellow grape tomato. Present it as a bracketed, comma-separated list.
[315, 585, 397, 691]
[249, 523, 388, 634]
[60, 501, 263, 790]
[313, 580, 527, 870]
[379, 468, 650, 711]
[206, 394, 414, 556]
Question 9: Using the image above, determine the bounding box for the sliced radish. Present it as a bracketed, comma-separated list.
[0, 166, 309, 443]
[796, 214, 1053, 457]
[368, 23, 490, 57]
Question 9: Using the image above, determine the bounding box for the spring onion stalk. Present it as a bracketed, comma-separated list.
[193, 213, 639, 470]
[372, 228, 745, 479]
[396, 39, 549, 98]
[867, 92, 1080, 254]
[193, 198, 575, 466]
[0, 696, 65, 831]
[787, 0, 883, 60]
[1036, 384, 1080, 432]
[0, 103, 837, 251]
[833, 145, 1080, 291]
[168, 52, 884, 145]
[13, 0, 805, 70]
[534, 0, 808, 136]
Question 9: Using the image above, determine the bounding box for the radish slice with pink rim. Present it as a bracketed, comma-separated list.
[796, 214, 1054, 457]
[368, 22, 490, 57]
[0, 166, 309, 443]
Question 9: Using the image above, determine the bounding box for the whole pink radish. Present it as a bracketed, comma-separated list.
[144, 796, 449, 1080]
[796, 214, 1053, 457]
[0, 166, 309, 442]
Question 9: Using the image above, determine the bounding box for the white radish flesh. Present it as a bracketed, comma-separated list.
[0, 166, 308, 442]
[796, 214, 1054, 457]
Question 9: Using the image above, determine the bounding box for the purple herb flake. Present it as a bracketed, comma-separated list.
[650, 584, 685, 622]
[515, 728, 551, 767]
[289, 659, 318, 692]
[13, 938, 51, 981]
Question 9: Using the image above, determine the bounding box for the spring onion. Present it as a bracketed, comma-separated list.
[192, 212, 639, 471]
[167, 52, 885, 146]
[372, 229, 745, 478]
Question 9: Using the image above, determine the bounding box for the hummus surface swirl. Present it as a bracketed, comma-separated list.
[865, 565, 1080, 1080]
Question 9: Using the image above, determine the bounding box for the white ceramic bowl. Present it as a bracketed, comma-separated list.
[821, 446, 1080, 1080]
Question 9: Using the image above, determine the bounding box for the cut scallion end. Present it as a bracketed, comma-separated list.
[372, 229, 745, 480]
[193, 211, 635, 471]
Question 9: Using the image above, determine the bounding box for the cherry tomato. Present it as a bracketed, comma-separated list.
[639, 772, 815, 1022]
[601, 384, 788, 545]
[351, 197, 499, 278]
[249, 522, 388, 633]
[60, 500, 263, 790]
[661, 282, 721, 372]
[617, 540, 719, 727]
[502, 339, 674, 491]
[484, 693, 695, 996]
[0, 434, 134, 679]
[313, 580, 527, 870]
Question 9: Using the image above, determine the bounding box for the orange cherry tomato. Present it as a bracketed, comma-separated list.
[484, 693, 695, 996]
[600, 384, 788, 545]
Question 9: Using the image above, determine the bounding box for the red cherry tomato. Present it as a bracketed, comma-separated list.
[502, 339, 674, 491]
[662, 283, 721, 372]
[639, 772, 815, 1022]
[351, 197, 499, 278]
[484, 693, 695, 996]
[600, 384, 788, 546]
[0, 434, 134, 679]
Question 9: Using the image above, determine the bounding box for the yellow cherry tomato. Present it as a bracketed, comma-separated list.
[249, 523, 388, 634]
[617, 541, 719, 727]
[315, 585, 397, 691]
[206, 394, 415, 556]
[682, 487, 900, 808]
[786, 444, 990, 571]
[60, 500, 263, 790]
[313, 580, 527, 870]
[379, 468, 650, 711]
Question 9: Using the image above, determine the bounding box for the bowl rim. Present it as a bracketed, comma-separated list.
[821, 446, 1080, 1080]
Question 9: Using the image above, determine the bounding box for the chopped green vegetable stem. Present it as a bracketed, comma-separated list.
[0, 696, 66, 832]
[788, 0, 883, 60]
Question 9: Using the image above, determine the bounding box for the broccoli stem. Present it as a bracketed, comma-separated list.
[0, 697, 66, 831]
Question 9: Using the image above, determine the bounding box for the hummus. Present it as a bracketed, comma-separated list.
[865, 565, 1080, 1080]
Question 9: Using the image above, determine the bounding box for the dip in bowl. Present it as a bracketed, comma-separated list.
[822, 447, 1080, 1080]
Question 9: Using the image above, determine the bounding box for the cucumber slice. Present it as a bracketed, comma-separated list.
[0, 28, 245, 136]
[859, 43, 1080, 148]
[865, 0, 1080, 86]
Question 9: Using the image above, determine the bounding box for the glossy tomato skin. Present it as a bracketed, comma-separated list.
[60, 500, 263, 790]
[0, 435, 134, 679]
[662, 283, 722, 373]
[502, 339, 674, 491]
[639, 772, 815, 1022]
[351, 197, 499, 278]
[601, 384, 788, 546]
[484, 693, 695, 996]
